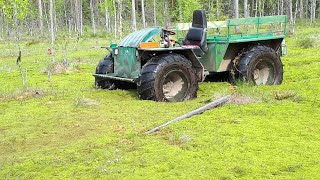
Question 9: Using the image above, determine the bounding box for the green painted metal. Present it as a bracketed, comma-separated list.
[113, 47, 140, 78]
[119, 27, 161, 47]
[200, 43, 229, 72]
[199, 42, 228, 72]
[214, 43, 229, 71]
[108, 27, 162, 79]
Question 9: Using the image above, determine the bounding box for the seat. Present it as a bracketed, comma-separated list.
[183, 10, 208, 56]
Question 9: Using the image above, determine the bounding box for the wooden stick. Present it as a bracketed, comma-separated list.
[145, 95, 231, 135]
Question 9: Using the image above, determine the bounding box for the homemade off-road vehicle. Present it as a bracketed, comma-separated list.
[94, 10, 287, 102]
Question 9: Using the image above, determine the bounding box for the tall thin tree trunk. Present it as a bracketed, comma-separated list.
[38, 0, 44, 35]
[255, 0, 258, 17]
[118, 0, 122, 38]
[142, 0, 146, 28]
[244, 0, 249, 17]
[311, 0, 316, 23]
[306, 0, 309, 18]
[234, 0, 239, 19]
[234, 0, 239, 32]
[280, 0, 284, 15]
[261, 0, 264, 16]
[250, 0, 254, 17]
[277, 0, 280, 15]
[74, 0, 79, 32]
[299, 0, 304, 18]
[288, 0, 294, 34]
[43, 1, 50, 33]
[132, 0, 137, 31]
[258, 0, 262, 17]
[164, 0, 169, 27]
[49, 0, 55, 62]
[54, 8, 57, 34]
[105, 5, 109, 33]
[217, 0, 220, 18]
[90, 0, 96, 35]
[114, 0, 117, 38]
[310, 0, 313, 22]
[293, 0, 298, 33]
[153, 0, 157, 25]
[80, 0, 83, 35]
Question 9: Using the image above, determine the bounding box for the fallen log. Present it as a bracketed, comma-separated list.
[145, 95, 231, 135]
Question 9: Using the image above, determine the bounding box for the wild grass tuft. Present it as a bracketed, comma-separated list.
[297, 36, 317, 48]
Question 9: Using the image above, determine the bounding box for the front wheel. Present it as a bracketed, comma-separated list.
[232, 45, 283, 85]
[137, 53, 198, 102]
[95, 54, 115, 89]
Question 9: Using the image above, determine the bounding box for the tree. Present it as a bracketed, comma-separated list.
[38, 0, 44, 35]
[234, 0, 239, 32]
[153, 0, 156, 26]
[131, 0, 136, 31]
[288, 0, 294, 34]
[234, 0, 239, 19]
[113, 0, 117, 38]
[49, 0, 55, 62]
[118, 0, 122, 38]
[141, 0, 146, 28]
[299, 0, 304, 18]
[90, 0, 96, 35]
[244, 0, 249, 18]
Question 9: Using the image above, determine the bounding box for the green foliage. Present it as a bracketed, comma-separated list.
[180, 0, 201, 22]
[297, 36, 317, 48]
[2, 0, 29, 22]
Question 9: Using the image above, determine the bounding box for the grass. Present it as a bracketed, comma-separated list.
[1, 21, 320, 179]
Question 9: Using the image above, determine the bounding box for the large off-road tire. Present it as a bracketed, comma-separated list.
[137, 53, 198, 102]
[95, 54, 115, 89]
[232, 45, 283, 85]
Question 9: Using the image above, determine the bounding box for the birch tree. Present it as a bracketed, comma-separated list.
[49, 0, 55, 62]
[90, 0, 96, 35]
[153, 0, 156, 26]
[288, 0, 294, 34]
[38, 0, 44, 35]
[131, 0, 136, 31]
[299, 0, 304, 18]
[234, 0, 239, 32]
[244, 0, 249, 18]
[118, 0, 122, 38]
[141, 0, 146, 28]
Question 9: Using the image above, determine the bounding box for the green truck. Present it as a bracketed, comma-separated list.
[94, 10, 287, 102]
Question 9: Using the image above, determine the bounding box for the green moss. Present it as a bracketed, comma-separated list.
[0, 24, 320, 179]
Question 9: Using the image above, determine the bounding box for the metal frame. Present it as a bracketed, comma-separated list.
[176, 15, 287, 43]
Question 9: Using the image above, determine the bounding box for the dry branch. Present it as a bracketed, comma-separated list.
[145, 95, 231, 135]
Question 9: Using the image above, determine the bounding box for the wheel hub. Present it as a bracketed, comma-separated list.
[253, 60, 273, 85]
[162, 70, 188, 101]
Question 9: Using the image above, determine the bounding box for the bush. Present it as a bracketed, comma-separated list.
[297, 36, 317, 48]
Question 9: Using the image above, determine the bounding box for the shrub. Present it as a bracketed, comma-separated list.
[297, 36, 317, 48]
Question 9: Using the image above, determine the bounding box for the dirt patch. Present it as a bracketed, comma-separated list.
[41, 61, 81, 74]
[1, 89, 46, 102]
[273, 90, 299, 101]
[74, 98, 101, 107]
[229, 95, 255, 105]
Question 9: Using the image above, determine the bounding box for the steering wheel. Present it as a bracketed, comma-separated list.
[162, 28, 175, 36]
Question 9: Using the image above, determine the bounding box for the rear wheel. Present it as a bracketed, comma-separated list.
[137, 53, 198, 102]
[232, 45, 283, 85]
